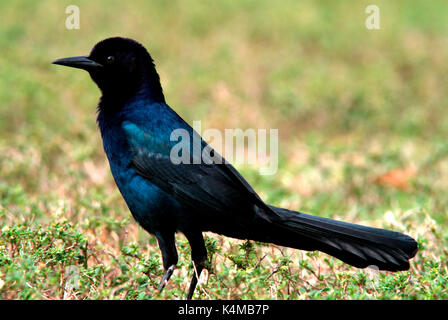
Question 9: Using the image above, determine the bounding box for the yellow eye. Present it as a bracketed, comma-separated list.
[106, 56, 115, 64]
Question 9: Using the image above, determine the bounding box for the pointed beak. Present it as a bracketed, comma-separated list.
[52, 55, 103, 71]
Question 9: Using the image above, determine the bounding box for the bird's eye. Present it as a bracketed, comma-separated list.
[106, 56, 115, 64]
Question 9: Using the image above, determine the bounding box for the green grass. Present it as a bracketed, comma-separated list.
[1, 0, 447, 299]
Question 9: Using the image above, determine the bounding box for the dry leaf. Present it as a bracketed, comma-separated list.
[375, 166, 416, 189]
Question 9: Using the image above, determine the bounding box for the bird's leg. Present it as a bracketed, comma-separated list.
[184, 231, 207, 300]
[187, 259, 205, 300]
[158, 265, 176, 291]
[155, 232, 178, 293]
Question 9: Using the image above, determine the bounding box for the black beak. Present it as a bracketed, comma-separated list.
[52, 55, 103, 71]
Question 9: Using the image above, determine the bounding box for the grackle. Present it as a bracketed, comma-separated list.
[53, 37, 418, 299]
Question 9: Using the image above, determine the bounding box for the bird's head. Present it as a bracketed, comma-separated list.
[52, 37, 164, 104]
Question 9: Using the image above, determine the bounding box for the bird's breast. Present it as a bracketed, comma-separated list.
[99, 121, 180, 233]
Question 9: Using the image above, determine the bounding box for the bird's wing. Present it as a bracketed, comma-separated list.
[122, 111, 273, 217]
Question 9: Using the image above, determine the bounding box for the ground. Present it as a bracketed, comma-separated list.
[0, 0, 447, 299]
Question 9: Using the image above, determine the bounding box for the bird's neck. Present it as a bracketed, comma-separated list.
[97, 69, 165, 114]
[139, 68, 165, 103]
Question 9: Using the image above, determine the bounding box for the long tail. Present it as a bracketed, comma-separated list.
[254, 206, 418, 271]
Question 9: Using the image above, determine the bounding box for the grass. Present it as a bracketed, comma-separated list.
[0, 0, 448, 299]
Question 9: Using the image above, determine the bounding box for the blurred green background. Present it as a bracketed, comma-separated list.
[0, 0, 447, 299]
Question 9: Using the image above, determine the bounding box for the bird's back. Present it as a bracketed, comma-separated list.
[98, 99, 276, 234]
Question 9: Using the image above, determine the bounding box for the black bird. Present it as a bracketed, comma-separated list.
[53, 37, 418, 299]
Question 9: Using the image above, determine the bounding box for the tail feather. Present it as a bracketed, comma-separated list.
[260, 206, 418, 271]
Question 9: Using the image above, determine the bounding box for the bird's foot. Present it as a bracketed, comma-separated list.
[158, 265, 176, 292]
